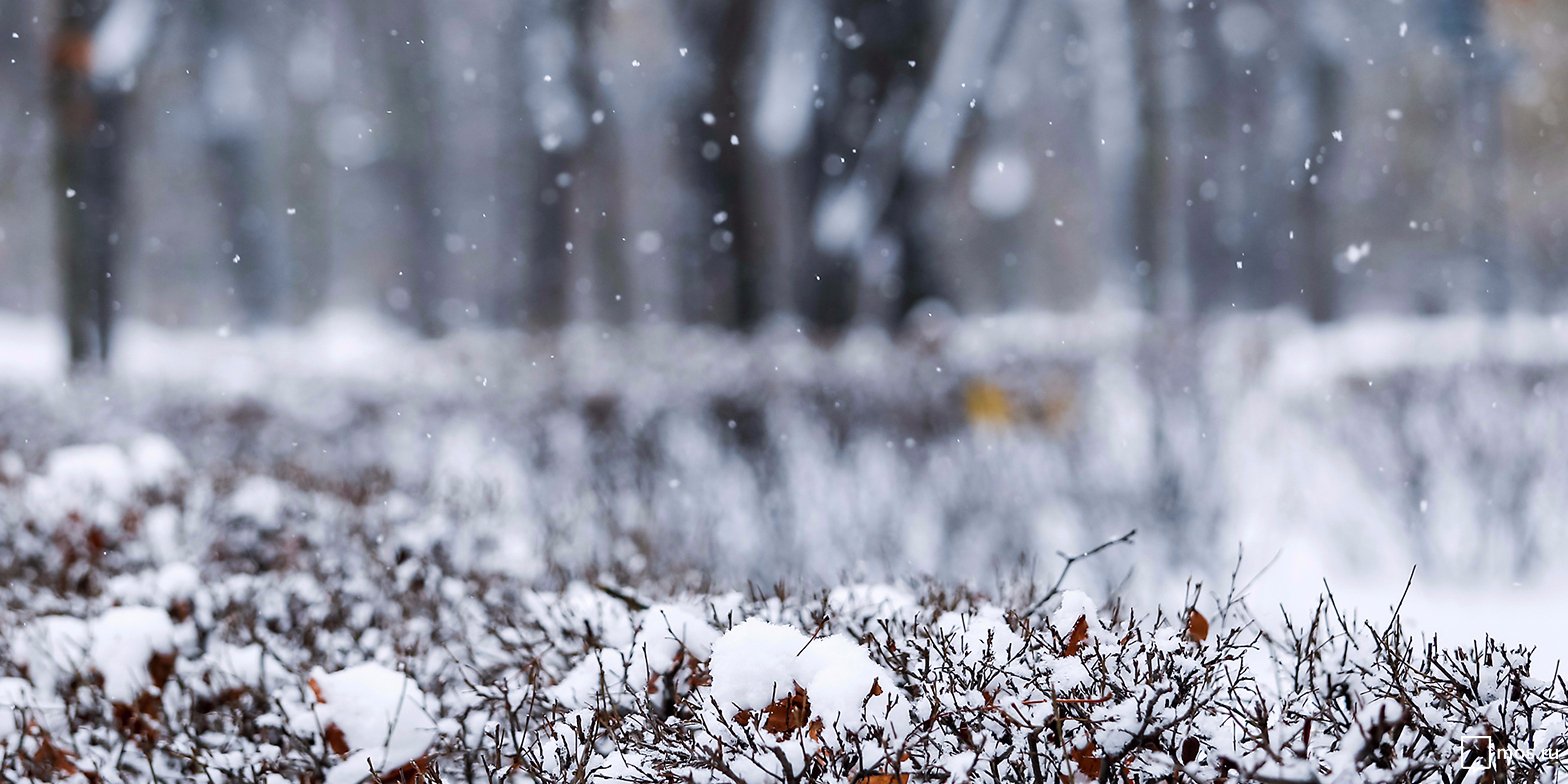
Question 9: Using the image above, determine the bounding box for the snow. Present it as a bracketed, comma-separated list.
[903, 0, 1017, 176]
[228, 475, 285, 524]
[969, 145, 1035, 219]
[128, 434, 187, 491]
[522, 15, 587, 153]
[812, 181, 874, 254]
[13, 607, 175, 703]
[89, 0, 158, 87]
[753, 0, 823, 158]
[708, 618, 900, 734]
[547, 600, 721, 711]
[40, 443, 136, 506]
[89, 606, 175, 702]
[13, 616, 91, 696]
[308, 664, 437, 784]
[0, 678, 34, 741]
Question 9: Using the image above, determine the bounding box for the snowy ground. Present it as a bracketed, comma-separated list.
[3, 308, 1568, 780]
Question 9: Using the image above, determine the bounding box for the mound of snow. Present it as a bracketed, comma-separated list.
[227, 476, 285, 525]
[12, 616, 91, 696]
[89, 606, 176, 702]
[41, 444, 136, 503]
[14, 608, 175, 703]
[127, 435, 188, 492]
[308, 663, 437, 784]
[708, 618, 901, 735]
[548, 602, 720, 709]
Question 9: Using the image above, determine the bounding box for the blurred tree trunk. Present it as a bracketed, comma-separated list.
[525, 140, 573, 330]
[200, 0, 285, 326]
[1181, 0, 1232, 317]
[678, 2, 762, 328]
[284, 1, 335, 320]
[897, 0, 1024, 323]
[802, 0, 935, 331]
[1230, 4, 1284, 309]
[1440, 0, 1510, 314]
[1297, 44, 1342, 323]
[494, 5, 530, 325]
[50, 0, 156, 369]
[515, 0, 602, 330]
[383, 0, 445, 337]
[1126, 0, 1173, 315]
[579, 1, 630, 326]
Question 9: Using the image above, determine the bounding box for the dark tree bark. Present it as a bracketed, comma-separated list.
[493, 5, 530, 326]
[50, 0, 138, 369]
[678, 1, 763, 328]
[383, 0, 446, 337]
[1182, 0, 1234, 317]
[1297, 45, 1342, 324]
[578, 1, 631, 326]
[284, 0, 335, 319]
[525, 140, 573, 329]
[515, 0, 607, 330]
[802, 0, 935, 331]
[1127, 0, 1173, 314]
[200, 0, 285, 326]
[1440, 0, 1510, 314]
[1230, 3, 1285, 309]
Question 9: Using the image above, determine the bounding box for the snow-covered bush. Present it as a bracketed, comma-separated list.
[2, 473, 1558, 784]
[4, 315, 1568, 781]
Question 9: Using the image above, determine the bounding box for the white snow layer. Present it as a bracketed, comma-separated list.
[309, 663, 437, 784]
[90, 0, 159, 86]
[708, 618, 900, 734]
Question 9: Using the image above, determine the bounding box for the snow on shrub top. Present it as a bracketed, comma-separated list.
[88, 606, 176, 702]
[709, 618, 900, 735]
[40, 444, 137, 504]
[306, 663, 437, 784]
[12, 616, 91, 697]
[126, 434, 188, 492]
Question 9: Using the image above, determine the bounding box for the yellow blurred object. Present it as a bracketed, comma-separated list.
[963, 379, 1015, 426]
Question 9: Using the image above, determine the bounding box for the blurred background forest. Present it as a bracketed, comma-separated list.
[5, 0, 1568, 648]
[2, 0, 1566, 358]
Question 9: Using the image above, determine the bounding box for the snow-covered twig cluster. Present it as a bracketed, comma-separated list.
[0, 438, 1563, 784]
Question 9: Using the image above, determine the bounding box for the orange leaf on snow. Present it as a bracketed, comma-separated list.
[1185, 609, 1210, 643]
[1062, 615, 1089, 657]
[1070, 737, 1103, 781]
[761, 685, 813, 737]
[857, 774, 910, 784]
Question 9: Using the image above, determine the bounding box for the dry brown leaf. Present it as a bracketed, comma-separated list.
[761, 685, 812, 736]
[1181, 736, 1202, 764]
[856, 774, 909, 784]
[1070, 737, 1103, 781]
[324, 723, 350, 757]
[28, 733, 79, 778]
[1063, 615, 1089, 657]
[147, 651, 176, 690]
[1185, 609, 1210, 643]
[376, 754, 434, 784]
